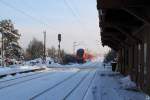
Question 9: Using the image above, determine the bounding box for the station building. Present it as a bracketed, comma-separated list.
[97, 0, 150, 93]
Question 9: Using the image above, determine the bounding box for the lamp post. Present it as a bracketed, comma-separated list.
[73, 42, 76, 54]
[43, 31, 46, 64]
[73, 42, 80, 55]
[58, 34, 61, 62]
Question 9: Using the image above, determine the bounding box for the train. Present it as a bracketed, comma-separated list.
[62, 48, 93, 64]
[76, 49, 86, 63]
[76, 48, 94, 64]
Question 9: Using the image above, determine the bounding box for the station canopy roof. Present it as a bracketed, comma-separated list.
[97, 0, 150, 50]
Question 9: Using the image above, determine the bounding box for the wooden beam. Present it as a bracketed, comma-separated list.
[132, 24, 146, 35]
[106, 44, 119, 51]
[112, 23, 142, 43]
[102, 41, 120, 51]
[97, 0, 149, 9]
[102, 35, 131, 47]
[100, 13, 145, 43]
[101, 21, 140, 42]
[101, 31, 126, 39]
[102, 38, 122, 47]
[123, 7, 150, 26]
[102, 34, 131, 46]
[102, 35, 123, 40]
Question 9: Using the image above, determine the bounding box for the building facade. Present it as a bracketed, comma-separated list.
[97, 0, 150, 93]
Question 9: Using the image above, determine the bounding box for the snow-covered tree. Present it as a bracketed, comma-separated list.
[0, 19, 23, 61]
[25, 38, 44, 60]
[47, 46, 57, 59]
[103, 49, 117, 63]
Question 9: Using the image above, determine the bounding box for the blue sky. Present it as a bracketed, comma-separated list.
[0, 0, 109, 54]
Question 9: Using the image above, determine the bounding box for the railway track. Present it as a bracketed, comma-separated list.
[0, 67, 54, 83]
[0, 67, 45, 78]
[0, 67, 82, 90]
[29, 69, 88, 100]
[82, 71, 97, 100]
[0, 71, 43, 83]
[63, 70, 97, 100]
[0, 69, 57, 90]
[30, 69, 95, 100]
[0, 67, 97, 100]
[63, 71, 91, 100]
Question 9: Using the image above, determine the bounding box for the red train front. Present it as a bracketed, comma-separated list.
[76, 48, 93, 63]
[76, 49, 85, 63]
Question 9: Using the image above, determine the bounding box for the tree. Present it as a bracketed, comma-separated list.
[47, 46, 66, 63]
[25, 38, 44, 60]
[47, 46, 57, 59]
[103, 49, 117, 63]
[0, 19, 23, 61]
[60, 49, 66, 59]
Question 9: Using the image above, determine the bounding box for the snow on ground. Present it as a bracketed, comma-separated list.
[0, 57, 52, 77]
[0, 71, 74, 99]
[22, 56, 103, 69]
[84, 66, 147, 100]
[48, 57, 103, 68]
[119, 75, 137, 90]
[0, 57, 148, 100]
[34, 70, 92, 100]
[0, 65, 44, 76]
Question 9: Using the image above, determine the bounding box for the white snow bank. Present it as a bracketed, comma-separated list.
[0, 65, 45, 76]
[25, 57, 55, 66]
[120, 75, 137, 90]
[92, 56, 104, 62]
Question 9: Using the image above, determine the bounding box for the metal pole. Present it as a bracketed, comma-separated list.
[73, 42, 80, 55]
[58, 41, 60, 59]
[58, 34, 61, 63]
[73, 42, 76, 55]
[43, 31, 46, 63]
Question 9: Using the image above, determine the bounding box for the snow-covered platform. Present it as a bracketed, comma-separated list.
[0, 65, 45, 78]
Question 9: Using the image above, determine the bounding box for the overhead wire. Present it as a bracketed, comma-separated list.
[63, 0, 78, 18]
[63, 0, 87, 33]
[0, 0, 58, 33]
